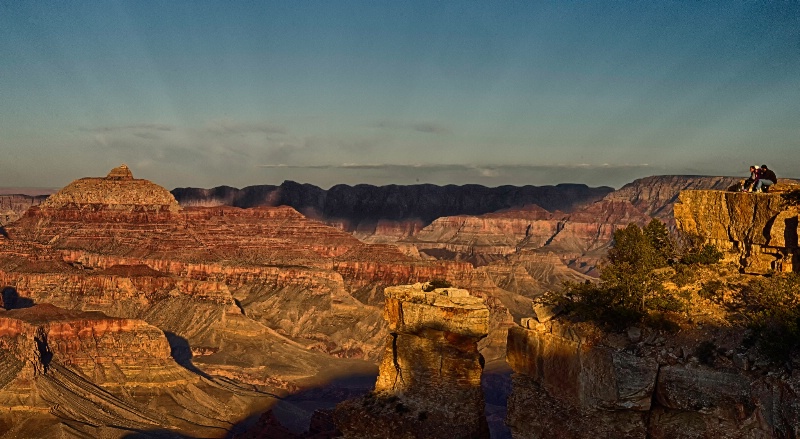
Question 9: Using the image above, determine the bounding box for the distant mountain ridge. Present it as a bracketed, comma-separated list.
[172, 180, 614, 228]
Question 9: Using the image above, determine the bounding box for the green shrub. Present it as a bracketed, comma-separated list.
[671, 264, 696, 286]
[558, 221, 686, 330]
[739, 273, 800, 362]
[699, 280, 725, 300]
[681, 244, 723, 265]
[644, 312, 680, 332]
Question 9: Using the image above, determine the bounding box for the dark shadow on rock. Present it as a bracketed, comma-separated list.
[482, 367, 513, 439]
[763, 215, 777, 242]
[784, 216, 798, 249]
[164, 331, 211, 379]
[228, 371, 377, 438]
[122, 430, 195, 438]
[2, 287, 34, 310]
[0, 226, 8, 239]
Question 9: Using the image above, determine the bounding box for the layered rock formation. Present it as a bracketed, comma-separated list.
[0, 166, 463, 436]
[335, 284, 490, 438]
[674, 188, 800, 273]
[506, 319, 800, 438]
[406, 206, 560, 265]
[0, 304, 261, 438]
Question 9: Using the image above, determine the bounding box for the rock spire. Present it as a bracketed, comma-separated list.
[335, 283, 490, 438]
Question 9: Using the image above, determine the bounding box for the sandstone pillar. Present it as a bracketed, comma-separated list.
[335, 283, 490, 438]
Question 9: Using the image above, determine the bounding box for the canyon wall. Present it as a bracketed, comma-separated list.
[0, 195, 48, 225]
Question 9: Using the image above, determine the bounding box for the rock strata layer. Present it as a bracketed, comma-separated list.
[335, 284, 490, 438]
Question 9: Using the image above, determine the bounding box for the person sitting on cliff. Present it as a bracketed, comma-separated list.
[742, 165, 759, 192]
[753, 165, 777, 193]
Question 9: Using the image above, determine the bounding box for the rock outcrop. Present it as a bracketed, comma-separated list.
[605, 175, 740, 224]
[674, 189, 800, 273]
[335, 284, 490, 438]
[506, 319, 800, 438]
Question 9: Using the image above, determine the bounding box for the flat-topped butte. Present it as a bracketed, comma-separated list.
[40, 165, 180, 212]
[383, 283, 489, 339]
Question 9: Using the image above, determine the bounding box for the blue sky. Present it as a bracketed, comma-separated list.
[1, 1, 798, 189]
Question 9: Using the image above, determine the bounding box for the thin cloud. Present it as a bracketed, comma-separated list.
[255, 163, 659, 188]
[372, 120, 450, 135]
[204, 118, 287, 136]
[132, 131, 162, 140]
[258, 163, 653, 172]
[81, 123, 175, 133]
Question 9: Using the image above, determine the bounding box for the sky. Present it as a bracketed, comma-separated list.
[1, 1, 798, 190]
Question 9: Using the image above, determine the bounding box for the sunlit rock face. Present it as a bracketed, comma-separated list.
[3, 166, 481, 367]
[0, 304, 185, 387]
[335, 284, 490, 438]
[506, 320, 800, 439]
[674, 188, 800, 274]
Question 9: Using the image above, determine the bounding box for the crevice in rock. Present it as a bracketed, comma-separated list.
[34, 327, 53, 374]
[542, 220, 566, 247]
[391, 332, 404, 389]
[644, 364, 662, 439]
[233, 298, 246, 316]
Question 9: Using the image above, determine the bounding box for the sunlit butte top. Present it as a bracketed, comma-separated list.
[40, 166, 180, 212]
[106, 164, 134, 180]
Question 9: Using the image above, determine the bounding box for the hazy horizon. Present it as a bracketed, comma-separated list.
[2, 1, 798, 189]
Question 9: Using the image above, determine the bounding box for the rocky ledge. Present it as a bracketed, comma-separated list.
[506, 318, 800, 438]
[674, 186, 800, 273]
[335, 283, 490, 438]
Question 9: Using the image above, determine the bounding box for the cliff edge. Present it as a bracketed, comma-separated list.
[674, 187, 800, 273]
